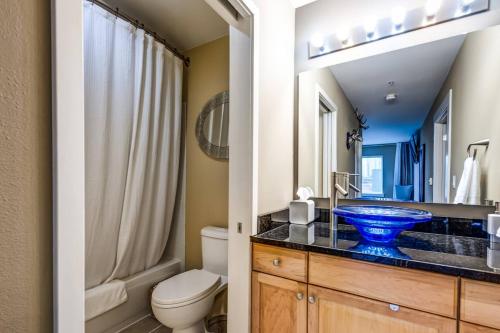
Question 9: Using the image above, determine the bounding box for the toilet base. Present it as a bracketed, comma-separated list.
[172, 321, 205, 333]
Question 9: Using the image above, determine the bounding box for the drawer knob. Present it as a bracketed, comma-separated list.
[272, 258, 281, 266]
[308, 296, 316, 304]
[296, 292, 304, 301]
[389, 304, 400, 312]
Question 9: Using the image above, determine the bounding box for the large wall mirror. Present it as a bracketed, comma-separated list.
[298, 24, 500, 206]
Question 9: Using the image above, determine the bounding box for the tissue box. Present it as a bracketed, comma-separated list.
[289, 200, 315, 224]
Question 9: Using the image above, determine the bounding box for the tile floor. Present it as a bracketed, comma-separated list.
[118, 315, 170, 333]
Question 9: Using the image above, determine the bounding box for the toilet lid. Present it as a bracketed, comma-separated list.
[152, 269, 220, 306]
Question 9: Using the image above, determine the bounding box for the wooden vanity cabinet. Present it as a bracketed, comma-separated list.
[308, 285, 456, 333]
[251, 243, 499, 333]
[252, 271, 307, 333]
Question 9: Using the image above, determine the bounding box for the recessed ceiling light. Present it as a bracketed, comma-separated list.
[385, 93, 398, 102]
[310, 33, 325, 48]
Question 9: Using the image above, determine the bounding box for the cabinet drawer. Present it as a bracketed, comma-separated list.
[461, 279, 500, 330]
[460, 322, 500, 333]
[309, 253, 458, 318]
[252, 244, 307, 282]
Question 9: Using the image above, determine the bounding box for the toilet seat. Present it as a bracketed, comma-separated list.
[152, 269, 220, 309]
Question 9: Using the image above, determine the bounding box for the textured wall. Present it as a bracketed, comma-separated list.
[0, 0, 53, 332]
[184, 36, 229, 270]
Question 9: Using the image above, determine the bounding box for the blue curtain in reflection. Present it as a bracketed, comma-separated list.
[393, 142, 414, 200]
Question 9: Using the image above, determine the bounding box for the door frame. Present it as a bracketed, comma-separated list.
[51, 0, 258, 332]
[433, 89, 453, 203]
[314, 84, 338, 197]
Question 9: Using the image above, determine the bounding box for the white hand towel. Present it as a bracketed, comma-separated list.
[454, 157, 473, 204]
[467, 158, 481, 205]
[85, 280, 128, 321]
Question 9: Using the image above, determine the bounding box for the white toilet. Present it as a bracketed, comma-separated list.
[152, 226, 228, 333]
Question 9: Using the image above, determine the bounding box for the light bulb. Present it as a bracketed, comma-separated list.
[461, 0, 474, 14]
[310, 33, 325, 48]
[425, 0, 442, 18]
[392, 7, 406, 29]
[336, 28, 350, 44]
[364, 16, 378, 37]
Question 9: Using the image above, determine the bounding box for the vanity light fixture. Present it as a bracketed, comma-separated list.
[310, 33, 325, 49]
[364, 16, 378, 39]
[392, 7, 406, 30]
[425, 0, 442, 19]
[308, 0, 489, 59]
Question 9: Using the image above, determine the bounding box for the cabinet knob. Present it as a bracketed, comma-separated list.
[308, 296, 316, 304]
[272, 258, 281, 266]
[296, 292, 304, 301]
[389, 304, 400, 312]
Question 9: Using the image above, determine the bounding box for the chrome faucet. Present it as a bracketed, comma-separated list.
[330, 172, 361, 230]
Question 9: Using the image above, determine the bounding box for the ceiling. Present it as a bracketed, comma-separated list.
[330, 34, 465, 145]
[103, 0, 228, 51]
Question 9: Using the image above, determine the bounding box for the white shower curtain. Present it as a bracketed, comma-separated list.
[84, 2, 183, 289]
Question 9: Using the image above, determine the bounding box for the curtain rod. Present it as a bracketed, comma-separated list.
[89, 0, 190, 67]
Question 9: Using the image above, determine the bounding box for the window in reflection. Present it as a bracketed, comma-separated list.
[362, 156, 384, 196]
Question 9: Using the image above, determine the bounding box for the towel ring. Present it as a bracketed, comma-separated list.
[467, 139, 490, 156]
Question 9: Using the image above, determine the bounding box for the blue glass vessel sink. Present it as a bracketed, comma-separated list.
[334, 205, 432, 243]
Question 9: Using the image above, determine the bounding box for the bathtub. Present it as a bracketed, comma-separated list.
[86, 258, 181, 333]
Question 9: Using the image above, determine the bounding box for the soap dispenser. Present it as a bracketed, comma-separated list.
[289, 187, 315, 225]
[487, 202, 500, 240]
[487, 202, 500, 271]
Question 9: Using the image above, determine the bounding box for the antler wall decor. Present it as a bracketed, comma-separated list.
[346, 108, 369, 150]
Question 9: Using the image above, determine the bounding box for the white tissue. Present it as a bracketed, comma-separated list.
[297, 186, 314, 201]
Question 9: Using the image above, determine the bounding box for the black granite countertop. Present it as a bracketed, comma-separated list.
[251, 221, 500, 284]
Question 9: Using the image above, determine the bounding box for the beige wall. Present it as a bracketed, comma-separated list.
[184, 36, 229, 270]
[297, 68, 357, 195]
[0, 0, 53, 332]
[422, 25, 500, 203]
[256, 0, 296, 214]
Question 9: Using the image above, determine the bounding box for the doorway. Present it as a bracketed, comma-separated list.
[51, 1, 258, 332]
[433, 89, 453, 203]
[315, 87, 337, 197]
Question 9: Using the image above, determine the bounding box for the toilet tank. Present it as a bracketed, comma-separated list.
[201, 226, 228, 276]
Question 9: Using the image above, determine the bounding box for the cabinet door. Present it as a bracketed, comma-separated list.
[308, 285, 456, 333]
[252, 271, 307, 333]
